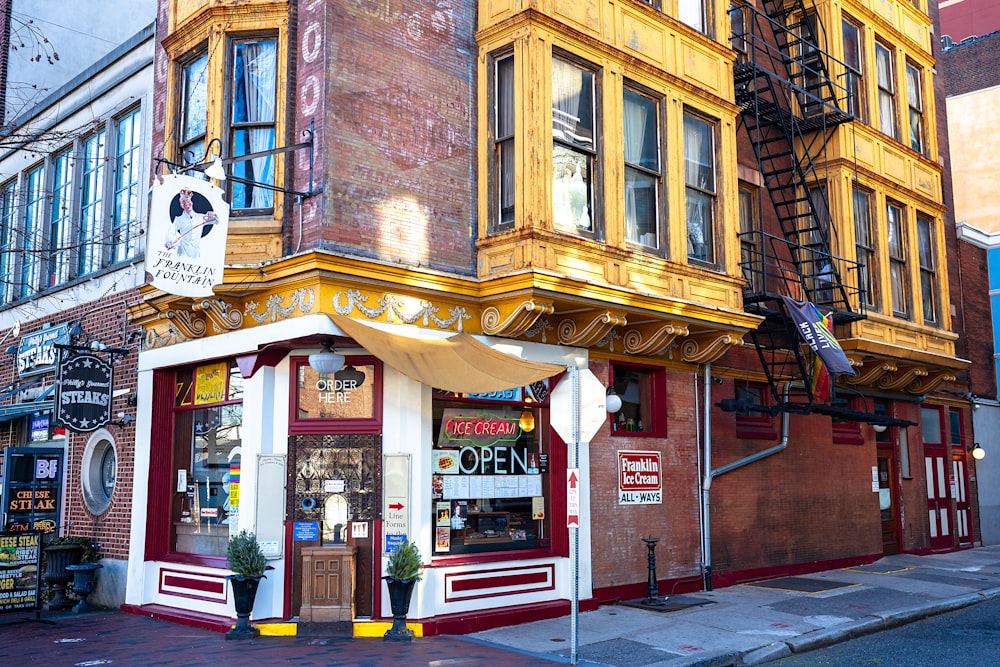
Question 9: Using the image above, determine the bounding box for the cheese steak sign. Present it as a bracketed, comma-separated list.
[618, 450, 662, 505]
[56, 353, 113, 433]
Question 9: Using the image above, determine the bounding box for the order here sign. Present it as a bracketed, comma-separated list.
[618, 451, 662, 505]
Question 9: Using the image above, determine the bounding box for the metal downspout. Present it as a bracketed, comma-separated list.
[700, 364, 713, 590]
[701, 382, 794, 591]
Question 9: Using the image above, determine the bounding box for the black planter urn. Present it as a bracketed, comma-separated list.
[66, 563, 103, 613]
[43, 544, 85, 610]
[383, 577, 416, 640]
[226, 575, 263, 640]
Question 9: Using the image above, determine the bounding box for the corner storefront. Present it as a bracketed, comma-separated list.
[124, 311, 590, 633]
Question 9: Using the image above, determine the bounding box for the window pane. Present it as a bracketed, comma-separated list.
[230, 39, 277, 210]
[679, 0, 705, 33]
[917, 215, 936, 324]
[20, 166, 45, 298]
[432, 400, 550, 556]
[685, 114, 715, 263]
[624, 88, 659, 248]
[48, 150, 74, 287]
[113, 107, 142, 263]
[552, 58, 594, 151]
[921, 407, 942, 444]
[553, 144, 592, 232]
[496, 54, 515, 228]
[0, 181, 16, 304]
[625, 168, 657, 246]
[79, 130, 107, 275]
[853, 187, 878, 310]
[182, 53, 208, 143]
[876, 43, 896, 139]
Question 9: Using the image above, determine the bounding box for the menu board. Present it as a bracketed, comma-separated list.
[0, 531, 42, 613]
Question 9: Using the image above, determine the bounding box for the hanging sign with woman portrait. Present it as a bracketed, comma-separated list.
[146, 173, 230, 297]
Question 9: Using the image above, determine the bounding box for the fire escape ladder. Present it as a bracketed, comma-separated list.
[732, 1, 866, 410]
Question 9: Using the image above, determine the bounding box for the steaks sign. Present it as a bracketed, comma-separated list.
[55, 353, 113, 433]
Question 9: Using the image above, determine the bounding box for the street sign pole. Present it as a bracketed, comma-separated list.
[570, 366, 580, 666]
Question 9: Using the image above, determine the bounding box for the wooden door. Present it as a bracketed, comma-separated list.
[289, 433, 381, 618]
[877, 453, 900, 555]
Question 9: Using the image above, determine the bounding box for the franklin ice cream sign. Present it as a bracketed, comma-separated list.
[146, 173, 230, 298]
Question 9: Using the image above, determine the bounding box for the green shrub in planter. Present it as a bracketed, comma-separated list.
[227, 530, 267, 579]
[385, 540, 423, 581]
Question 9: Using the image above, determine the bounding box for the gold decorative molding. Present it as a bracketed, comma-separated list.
[482, 300, 555, 337]
[145, 325, 186, 349]
[245, 287, 316, 324]
[908, 371, 956, 395]
[333, 289, 472, 331]
[680, 333, 741, 364]
[165, 309, 207, 339]
[878, 366, 928, 391]
[844, 360, 897, 386]
[557, 312, 628, 347]
[622, 323, 690, 356]
[195, 298, 244, 332]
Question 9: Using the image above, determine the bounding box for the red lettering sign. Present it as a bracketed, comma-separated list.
[618, 451, 662, 492]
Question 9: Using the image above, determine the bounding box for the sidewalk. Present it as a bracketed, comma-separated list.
[471, 545, 1000, 666]
[3, 546, 998, 667]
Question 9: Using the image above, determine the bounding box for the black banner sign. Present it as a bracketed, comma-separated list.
[55, 352, 113, 432]
[0, 531, 42, 614]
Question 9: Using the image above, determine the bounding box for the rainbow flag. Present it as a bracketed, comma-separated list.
[780, 296, 855, 401]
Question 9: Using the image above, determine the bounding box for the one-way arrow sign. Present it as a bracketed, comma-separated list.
[388, 502, 404, 511]
[567, 468, 580, 529]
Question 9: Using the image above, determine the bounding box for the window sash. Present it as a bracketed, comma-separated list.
[0, 182, 16, 304]
[886, 202, 909, 318]
[906, 64, 924, 154]
[917, 214, 936, 324]
[842, 19, 865, 121]
[48, 149, 74, 287]
[112, 107, 142, 264]
[875, 43, 897, 139]
[739, 184, 761, 291]
[79, 130, 107, 276]
[679, 0, 707, 34]
[623, 88, 660, 249]
[20, 166, 45, 298]
[552, 57, 596, 234]
[853, 187, 878, 311]
[684, 114, 715, 263]
[180, 52, 209, 165]
[495, 54, 515, 229]
[229, 38, 277, 211]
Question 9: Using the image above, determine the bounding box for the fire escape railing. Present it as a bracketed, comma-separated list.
[731, 0, 868, 409]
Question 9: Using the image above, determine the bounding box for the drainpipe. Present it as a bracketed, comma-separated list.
[700, 364, 713, 590]
[701, 382, 794, 591]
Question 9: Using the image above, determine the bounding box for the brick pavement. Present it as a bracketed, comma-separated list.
[0, 610, 562, 666]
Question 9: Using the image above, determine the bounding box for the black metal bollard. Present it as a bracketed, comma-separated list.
[641, 537, 666, 606]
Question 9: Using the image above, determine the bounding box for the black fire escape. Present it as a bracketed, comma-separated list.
[731, 0, 866, 413]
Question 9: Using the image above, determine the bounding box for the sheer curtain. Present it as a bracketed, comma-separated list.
[623, 90, 656, 246]
[552, 58, 593, 232]
[684, 116, 713, 262]
[233, 41, 276, 209]
[876, 46, 895, 139]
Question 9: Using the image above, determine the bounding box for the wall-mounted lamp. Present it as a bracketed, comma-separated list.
[606, 386, 623, 414]
[872, 423, 888, 433]
[970, 442, 986, 460]
[309, 341, 345, 375]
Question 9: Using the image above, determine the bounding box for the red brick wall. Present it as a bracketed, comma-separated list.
[588, 361, 703, 595]
[707, 378, 882, 576]
[295, 1, 478, 273]
[0, 290, 141, 560]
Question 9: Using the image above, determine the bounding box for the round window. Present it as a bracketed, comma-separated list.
[82, 430, 117, 515]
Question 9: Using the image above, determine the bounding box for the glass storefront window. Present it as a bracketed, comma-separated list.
[430, 387, 550, 557]
[170, 360, 243, 556]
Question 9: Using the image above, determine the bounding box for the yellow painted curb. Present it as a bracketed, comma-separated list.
[257, 622, 298, 636]
[247, 620, 424, 638]
[353, 620, 424, 638]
